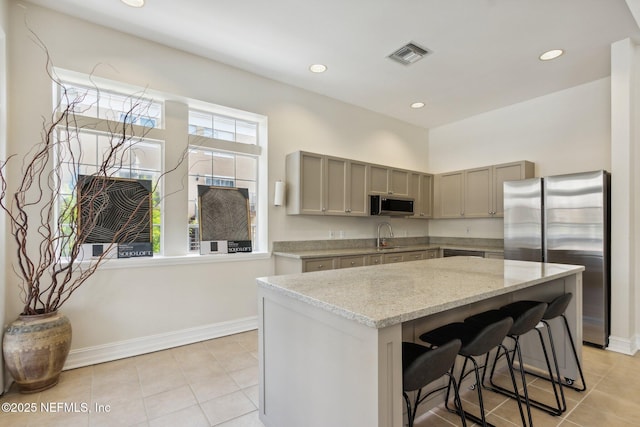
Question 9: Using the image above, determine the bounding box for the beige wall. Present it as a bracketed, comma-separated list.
[427, 78, 611, 239]
[3, 0, 430, 368]
[427, 43, 640, 354]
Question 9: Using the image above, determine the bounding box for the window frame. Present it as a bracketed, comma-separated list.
[187, 102, 268, 254]
[53, 68, 269, 262]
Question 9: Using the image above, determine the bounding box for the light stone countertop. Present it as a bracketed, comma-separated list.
[257, 257, 584, 329]
[273, 244, 503, 259]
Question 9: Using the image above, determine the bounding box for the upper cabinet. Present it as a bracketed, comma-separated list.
[434, 161, 534, 218]
[409, 172, 434, 219]
[368, 165, 410, 197]
[287, 151, 325, 215]
[286, 151, 532, 220]
[436, 171, 464, 218]
[287, 152, 369, 216]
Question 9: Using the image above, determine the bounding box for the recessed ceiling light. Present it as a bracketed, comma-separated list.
[121, 0, 145, 7]
[309, 64, 327, 73]
[410, 102, 425, 109]
[539, 49, 564, 61]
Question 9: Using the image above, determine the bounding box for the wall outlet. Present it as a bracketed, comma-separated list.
[339, 230, 346, 239]
[466, 226, 470, 235]
[329, 230, 336, 239]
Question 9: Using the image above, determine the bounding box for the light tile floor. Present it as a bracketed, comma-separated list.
[1, 331, 638, 426]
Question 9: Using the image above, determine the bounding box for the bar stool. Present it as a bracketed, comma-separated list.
[402, 339, 467, 427]
[465, 302, 548, 426]
[420, 317, 526, 427]
[506, 293, 587, 415]
[527, 293, 586, 392]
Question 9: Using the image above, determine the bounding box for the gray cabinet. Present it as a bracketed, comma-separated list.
[346, 160, 369, 216]
[435, 161, 534, 218]
[367, 254, 383, 266]
[436, 171, 464, 218]
[287, 151, 532, 219]
[337, 255, 367, 269]
[303, 257, 336, 272]
[383, 250, 427, 263]
[287, 152, 369, 216]
[286, 152, 325, 215]
[369, 165, 410, 196]
[278, 249, 441, 274]
[425, 249, 438, 259]
[410, 172, 434, 219]
[484, 251, 504, 259]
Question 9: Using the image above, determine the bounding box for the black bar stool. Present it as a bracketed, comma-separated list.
[526, 293, 587, 392]
[420, 317, 527, 427]
[402, 339, 467, 427]
[465, 302, 548, 426]
[505, 293, 587, 416]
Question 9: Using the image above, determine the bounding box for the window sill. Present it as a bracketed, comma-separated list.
[78, 251, 271, 270]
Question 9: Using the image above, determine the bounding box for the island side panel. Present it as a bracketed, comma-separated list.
[258, 287, 404, 427]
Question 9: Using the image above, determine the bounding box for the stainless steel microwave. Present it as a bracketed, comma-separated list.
[370, 195, 414, 216]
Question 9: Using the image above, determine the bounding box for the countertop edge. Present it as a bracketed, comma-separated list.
[257, 262, 584, 329]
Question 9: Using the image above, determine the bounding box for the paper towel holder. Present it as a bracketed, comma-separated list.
[274, 180, 285, 206]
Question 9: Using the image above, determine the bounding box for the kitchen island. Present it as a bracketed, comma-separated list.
[257, 256, 584, 427]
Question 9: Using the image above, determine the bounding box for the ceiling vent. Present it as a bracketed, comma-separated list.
[388, 42, 431, 66]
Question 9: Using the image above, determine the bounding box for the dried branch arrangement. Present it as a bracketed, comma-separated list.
[0, 47, 185, 315]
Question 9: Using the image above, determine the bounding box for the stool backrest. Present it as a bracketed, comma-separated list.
[463, 317, 514, 356]
[544, 293, 573, 320]
[403, 339, 461, 392]
[510, 302, 548, 335]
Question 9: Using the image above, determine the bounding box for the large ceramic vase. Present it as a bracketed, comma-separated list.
[2, 311, 72, 393]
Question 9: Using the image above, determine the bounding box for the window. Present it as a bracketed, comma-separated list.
[61, 83, 162, 128]
[187, 111, 262, 253]
[189, 110, 257, 144]
[54, 70, 268, 258]
[55, 81, 164, 254]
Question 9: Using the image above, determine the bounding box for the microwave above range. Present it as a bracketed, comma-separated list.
[370, 195, 414, 216]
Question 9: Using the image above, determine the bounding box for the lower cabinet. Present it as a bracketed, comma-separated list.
[337, 255, 367, 269]
[425, 249, 438, 259]
[285, 249, 441, 274]
[384, 250, 437, 263]
[484, 251, 504, 259]
[367, 254, 383, 266]
[303, 258, 335, 272]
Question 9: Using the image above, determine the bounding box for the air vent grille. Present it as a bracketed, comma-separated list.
[388, 42, 431, 66]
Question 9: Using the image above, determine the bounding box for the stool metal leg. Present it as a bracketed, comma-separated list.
[485, 342, 531, 427]
[447, 346, 525, 427]
[520, 316, 587, 393]
[560, 314, 587, 391]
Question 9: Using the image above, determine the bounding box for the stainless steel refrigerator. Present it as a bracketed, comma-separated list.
[503, 170, 611, 347]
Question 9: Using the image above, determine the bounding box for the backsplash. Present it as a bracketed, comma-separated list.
[272, 236, 502, 252]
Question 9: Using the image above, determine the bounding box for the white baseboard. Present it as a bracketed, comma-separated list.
[63, 316, 258, 370]
[606, 334, 639, 355]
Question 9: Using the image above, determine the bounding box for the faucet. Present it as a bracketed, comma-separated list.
[377, 222, 394, 249]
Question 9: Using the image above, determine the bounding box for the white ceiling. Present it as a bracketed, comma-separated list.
[26, 0, 640, 129]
